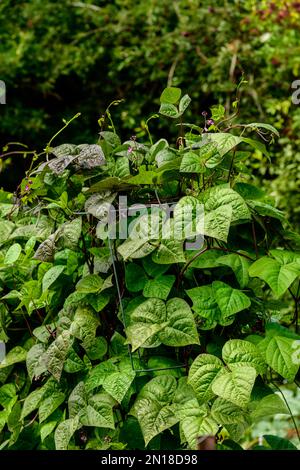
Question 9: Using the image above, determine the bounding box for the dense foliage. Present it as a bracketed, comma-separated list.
[0, 89, 300, 450]
[0, 0, 300, 226]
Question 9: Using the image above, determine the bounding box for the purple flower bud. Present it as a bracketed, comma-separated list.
[29, 180, 33, 184]
[202, 111, 208, 117]
[128, 146, 133, 153]
[207, 119, 215, 126]
[25, 185, 30, 191]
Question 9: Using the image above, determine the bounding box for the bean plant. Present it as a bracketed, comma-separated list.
[0, 88, 299, 450]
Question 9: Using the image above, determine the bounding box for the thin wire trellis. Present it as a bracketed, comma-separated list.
[108, 237, 187, 374]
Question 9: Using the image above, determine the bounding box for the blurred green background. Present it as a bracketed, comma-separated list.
[0, 0, 299, 228]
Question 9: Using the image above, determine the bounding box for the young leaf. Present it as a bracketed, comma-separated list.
[160, 87, 181, 104]
[178, 94, 191, 115]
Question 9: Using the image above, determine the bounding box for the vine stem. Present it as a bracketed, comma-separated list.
[251, 219, 259, 259]
[272, 382, 300, 444]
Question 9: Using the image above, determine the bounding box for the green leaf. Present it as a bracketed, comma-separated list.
[82, 393, 115, 429]
[143, 275, 175, 300]
[125, 263, 148, 292]
[186, 285, 220, 328]
[126, 297, 167, 350]
[64, 348, 86, 373]
[178, 94, 191, 115]
[211, 365, 257, 408]
[152, 239, 185, 264]
[70, 306, 100, 351]
[88, 176, 137, 193]
[160, 298, 199, 347]
[82, 335, 107, 361]
[173, 196, 202, 240]
[187, 249, 222, 269]
[217, 253, 251, 288]
[21, 388, 45, 420]
[249, 255, 300, 297]
[102, 371, 135, 403]
[0, 346, 27, 369]
[76, 274, 104, 294]
[43, 331, 73, 381]
[54, 416, 80, 450]
[85, 361, 118, 393]
[202, 186, 251, 223]
[33, 234, 56, 262]
[212, 281, 251, 320]
[188, 354, 223, 404]
[4, 243, 22, 265]
[251, 394, 288, 421]
[26, 344, 47, 381]
[132, 375, 179, 446]
[265, 322, 300, 340]
[39, 391, 65, 423]
[210, 104, 225, 121]
[42, 265, 65, 292]
[126, 323, 166, 352]
[179, 399, 219, 449]
[270, 249, 300, 265]
[40, 409, 63, 442]
[0, 220, 14, 246]
[142, 256, 170, 277]
[203, 205, 232, 242]
[260, 335, 299, 382]
[241, 137, 269, 158]
[86, 292, 110, 312]
[222, 339, 266, 375]
[85, 192, 116, 219]
[244, 122, 279, 137]
[207, 133, 242, 157]
[160, 87, 181, 104]
[159, 102, 179, 118]
[211, 398, 249, 425]
[180, 151, 205, 173]
[264, 434, 297, 450]
[118, 238, 157, 261]
[56, 217, 82, 250]
[248, 200, 285, 221]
